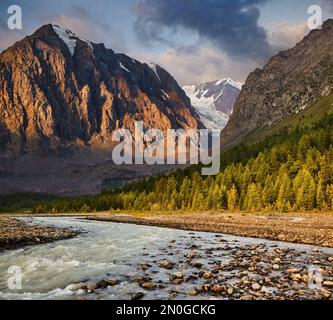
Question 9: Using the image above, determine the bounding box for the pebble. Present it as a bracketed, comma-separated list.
[187, 290, 199, 296]
[252, 283, 261, 291]
[160, 259, 173, 269]
[227, 287, 234, 295]
[273, 264, 280, 270]
[191, 262, 203, 268]
[320, 289, 332, 299]
[186, 251, 198, 259]
[132, 292, 145, 300]
[171, 279, 183, 285]
[211, 284, 224, 294]
[202, 272, 213, 279]
[142, 282, 157, 290]
[290, 274, 302, 282]
[288, 268, 299, 274]
[323, 281, 333, 287]
[172, 272, 185, 279]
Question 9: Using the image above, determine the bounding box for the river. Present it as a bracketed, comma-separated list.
[0, 217, 333, 300]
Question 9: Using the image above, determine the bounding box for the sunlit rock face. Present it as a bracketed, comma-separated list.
[0, 24, 203, 158]
[222, 19, 333, 146]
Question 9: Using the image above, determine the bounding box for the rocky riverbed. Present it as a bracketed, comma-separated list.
[0, 217, 332, 300]
[0, 216, 79, 252]
[68, 233, 333, 301]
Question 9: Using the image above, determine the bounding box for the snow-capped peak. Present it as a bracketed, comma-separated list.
[52, 24, 93, 56]
[183, 78, 242, 129]
[215, 78, 243, 91]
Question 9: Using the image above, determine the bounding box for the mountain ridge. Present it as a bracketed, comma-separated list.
[0, 24, 203, 158]
[222, 19, 333, 147]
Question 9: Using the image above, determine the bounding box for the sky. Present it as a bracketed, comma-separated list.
[0, 0, 332, 85]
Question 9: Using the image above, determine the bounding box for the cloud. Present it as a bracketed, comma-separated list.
[267, 22, 309, 50]
[133, 0, 271, 60]
[39, 5, 128, 52]
[132, 44, 258, 86]
[322, 0, 333, 12]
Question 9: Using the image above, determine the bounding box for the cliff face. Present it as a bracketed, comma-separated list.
[0, 24, 202, 158]
[222, 20, 333, 145]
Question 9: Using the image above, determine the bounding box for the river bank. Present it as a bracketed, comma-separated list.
[2, 211, 333, 251]
[0, 217, 332, 300]
[85, 211, 333, 248]
[0, 216, 79, 252]
[0, 217, 333, 300]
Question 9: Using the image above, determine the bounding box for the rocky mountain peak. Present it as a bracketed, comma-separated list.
[222, 19, 333, 145]
[0, 24, 203, 158]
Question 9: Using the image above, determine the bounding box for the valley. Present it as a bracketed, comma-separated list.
[1, 8, 333, 302]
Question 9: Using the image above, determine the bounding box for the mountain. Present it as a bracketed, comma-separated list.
[222, 19, 333, 146]
[183, 78, 242, 129]
[0, 24, 203, 158]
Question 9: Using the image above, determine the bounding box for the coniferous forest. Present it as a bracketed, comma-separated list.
[14, 111, 332, 214]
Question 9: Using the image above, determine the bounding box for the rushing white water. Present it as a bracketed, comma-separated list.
[0, 217, 332, 300]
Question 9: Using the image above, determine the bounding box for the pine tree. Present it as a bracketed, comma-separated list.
[316, 178, 327, 210]
[326, 185, 333, 210]
[262, 175, 276, 207]
[294, 169, 316, 210]
[319, 154, 331, 185]
[227, 185, 238, 212]
[244, 183, 262, 211]
[276, 174, 292, 212]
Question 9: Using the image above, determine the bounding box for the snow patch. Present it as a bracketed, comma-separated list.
[148, 63, 161, 81]
[161, 89, 169, 100]
[52, 25, 77, 56]
[119, 61, 130, 73]
[216, 78, 243, 90]
[52, 25, 93, 56]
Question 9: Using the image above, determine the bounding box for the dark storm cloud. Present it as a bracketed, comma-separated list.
[322, 0, 333, 12]
[134, 0, 271, 60]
